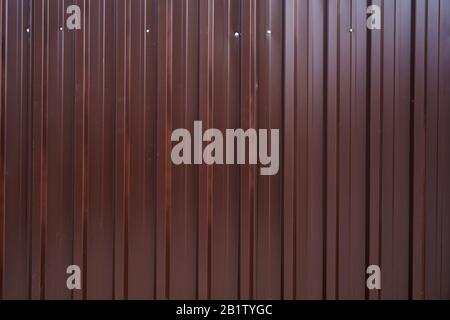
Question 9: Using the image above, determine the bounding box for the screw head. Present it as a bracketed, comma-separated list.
[59, 27, 63, 31]
[266, 30, 272, 35]
[26, 28, 30, 33]
[349, 28, 353, 33]
[146, 29, 150, 33]
[234, 32, 240, 37]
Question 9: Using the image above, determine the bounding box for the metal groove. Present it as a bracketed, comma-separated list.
[0, 0, 449, 300]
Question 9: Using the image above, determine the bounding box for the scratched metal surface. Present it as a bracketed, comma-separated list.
[0, 0, 449, 300]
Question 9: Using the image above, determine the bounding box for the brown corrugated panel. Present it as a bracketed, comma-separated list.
[0, 0, 449, 300]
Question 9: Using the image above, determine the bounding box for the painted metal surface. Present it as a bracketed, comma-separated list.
[0, 0, 449, 300]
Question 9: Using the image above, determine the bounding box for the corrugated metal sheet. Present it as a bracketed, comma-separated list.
[0, 0, 449, 300]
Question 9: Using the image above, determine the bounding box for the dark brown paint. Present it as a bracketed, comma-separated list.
[0, 0, 449, 300]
